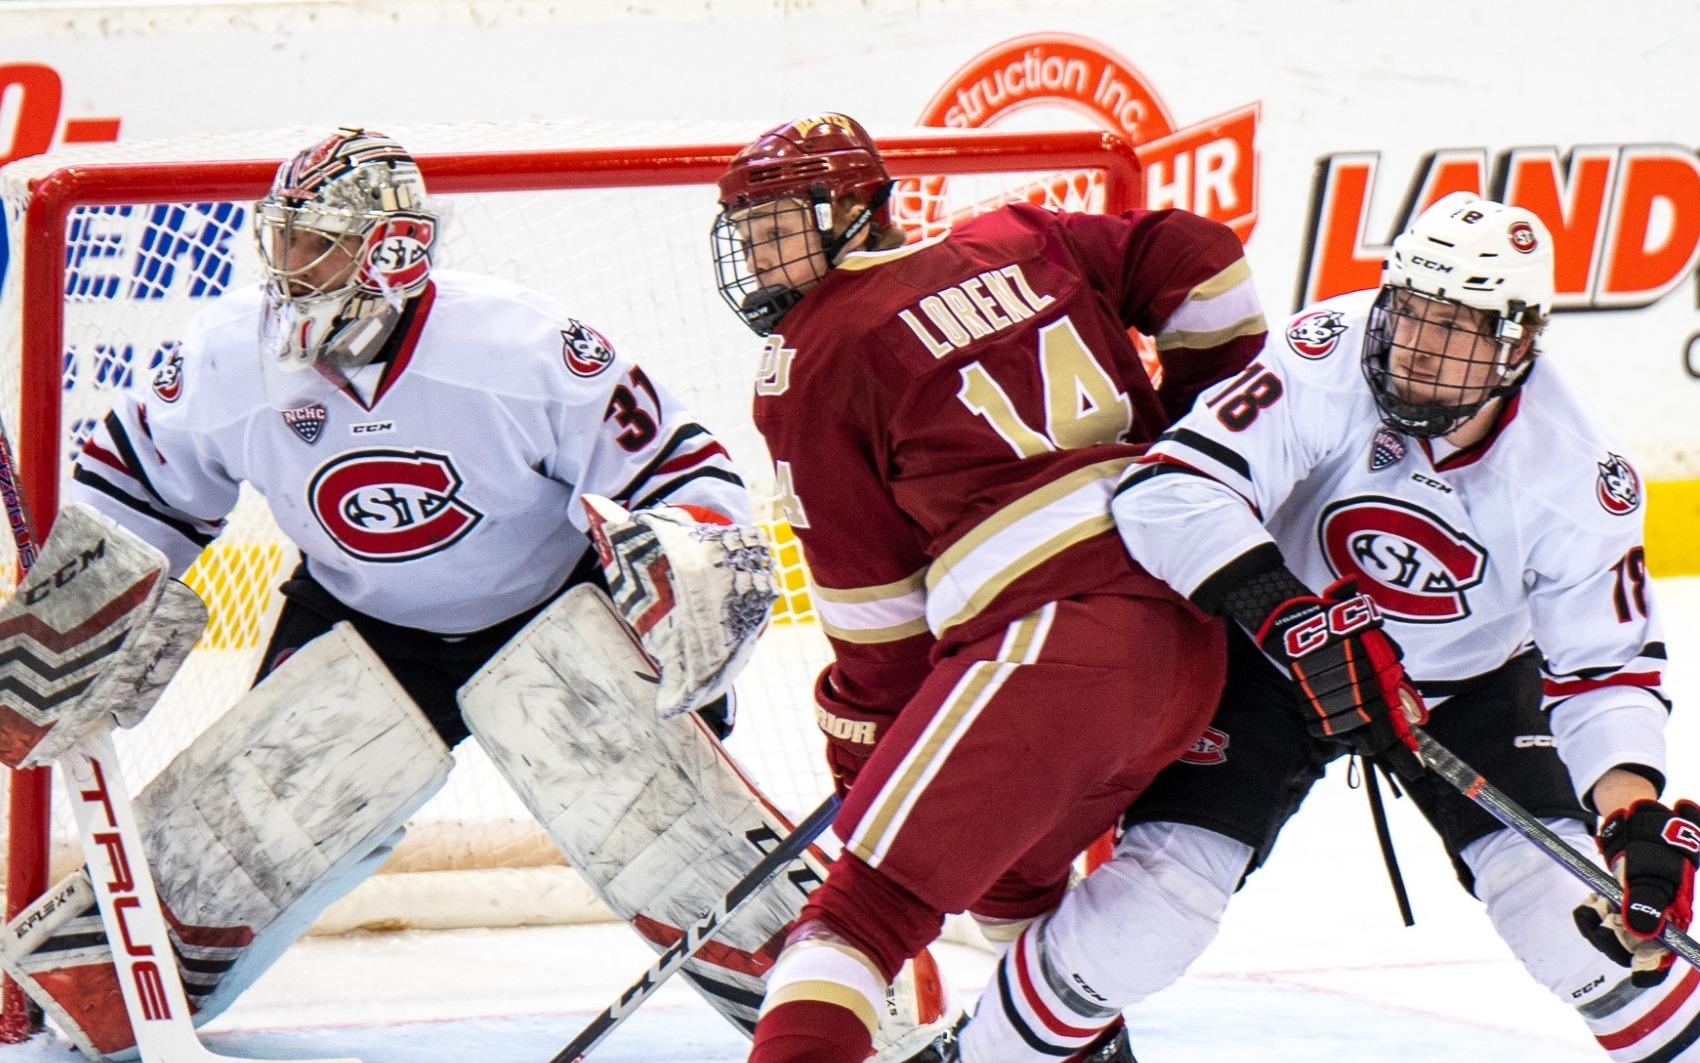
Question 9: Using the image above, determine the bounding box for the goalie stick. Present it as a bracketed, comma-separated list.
[551, 793, 841, 1062]
[1412, 726, 1700, 973]
[0, 423, 358, 1063]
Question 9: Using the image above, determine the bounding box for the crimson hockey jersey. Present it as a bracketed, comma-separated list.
[69, 270, 749, 634]
[756, 203, 1265, 724]
[1114, 290, 1669, 802]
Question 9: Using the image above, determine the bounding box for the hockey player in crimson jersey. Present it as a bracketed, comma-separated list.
[709, 113, 1268, 1063]
[953, 193, 1700, 1062]
[0, 128, 790, 1059]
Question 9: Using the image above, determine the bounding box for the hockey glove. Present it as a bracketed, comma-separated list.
[583, 494, 778, 720]
[1573, 798, 1700, 986]
[1255, 577, 1428, 777]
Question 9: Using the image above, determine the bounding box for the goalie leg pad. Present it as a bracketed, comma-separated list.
[0, 623, 450, 1060]
[958, 822, 1250, 1063]
[0, 502, 174, 769]
[459, 585, 953, 1051]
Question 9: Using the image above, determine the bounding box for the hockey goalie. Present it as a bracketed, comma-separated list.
[0, 127, 950, 1060]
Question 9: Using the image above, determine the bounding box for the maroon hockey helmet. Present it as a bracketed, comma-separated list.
[716, 113, 892, 217]
[712, 114, 895, 335]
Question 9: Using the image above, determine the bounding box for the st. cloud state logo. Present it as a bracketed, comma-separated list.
[1318, 496, 1487, 622]
[308, 449, 483, 562]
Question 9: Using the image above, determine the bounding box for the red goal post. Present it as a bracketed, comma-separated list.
[0, 123, 1140, 1040]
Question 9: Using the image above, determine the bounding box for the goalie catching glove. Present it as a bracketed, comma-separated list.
[583, 493, 777, 719]
[1574, 798, 1700, 987]
[0, 502, 206, 769]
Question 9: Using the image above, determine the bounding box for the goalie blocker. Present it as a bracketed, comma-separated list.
[0, 503, 207, 769]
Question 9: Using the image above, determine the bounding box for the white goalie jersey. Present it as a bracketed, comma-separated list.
[1113, 290, 1669, 803]
[67, 270, 750, 634]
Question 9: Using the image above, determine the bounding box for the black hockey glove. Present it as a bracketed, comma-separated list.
[1253, 577, 1428, 777]
[1573, 798, 1700, 986]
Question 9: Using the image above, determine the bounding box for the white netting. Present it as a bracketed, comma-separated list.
[0, 120, 1120, 933]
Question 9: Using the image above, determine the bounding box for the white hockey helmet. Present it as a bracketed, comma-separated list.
[1363, 192, 1555, 437]
[254, 128, 437, 389]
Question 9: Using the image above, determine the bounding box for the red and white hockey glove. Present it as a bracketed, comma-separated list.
[1574, 798, 1700, 986]
[1255, 577, 1428, 777]
[583, 494, 777, 720]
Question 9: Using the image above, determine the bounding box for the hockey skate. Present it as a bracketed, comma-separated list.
[911, 1016, 1135, 1062]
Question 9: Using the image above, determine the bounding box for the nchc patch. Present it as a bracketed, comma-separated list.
[282, 402, 328, 445]
[1369, 427, 1406, 471]
[1596, 453, 1640, 515]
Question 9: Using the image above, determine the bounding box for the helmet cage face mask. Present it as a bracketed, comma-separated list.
[254, 128, 437, 388]
[1362, 192, 1552, 438]
[713, 113, 893, 336]
[1362, 286, 1534, 438]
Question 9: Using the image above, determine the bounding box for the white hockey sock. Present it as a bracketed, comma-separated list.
[959, 823, 1250, 1063]
[1467, 820, 1700, 1060]
[960, 916, 1119, 1062]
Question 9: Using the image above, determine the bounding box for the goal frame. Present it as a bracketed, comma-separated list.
[0, 127, 1140, 1040]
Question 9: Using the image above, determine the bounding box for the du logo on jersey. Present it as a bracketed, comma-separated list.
[1596, 453, 1641, 515]
[1319, 497, 1487, 622]
[1286, 310, 1349, 360]
[561, 319, 615, 377]
[308, 449, 483, 562]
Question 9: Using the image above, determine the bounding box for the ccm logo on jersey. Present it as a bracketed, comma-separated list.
[562, 319, 615, 377]
[1597, 453, 1641, 515]
[308, 449, 483, 562]
[1285, 310, 1348, 359]
[150, 347, 184, 403]
[1319, 497, 1487, 622]
[1283, 594, 1380, 658]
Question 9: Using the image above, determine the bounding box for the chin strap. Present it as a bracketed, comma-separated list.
[822, 180, 894, 265]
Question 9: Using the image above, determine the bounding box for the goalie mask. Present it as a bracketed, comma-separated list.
[712, 113, 894, 335]
[1363, 192, 1554, 438]
[254, 128, 437, 404]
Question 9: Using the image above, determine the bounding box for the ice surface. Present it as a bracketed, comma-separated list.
[16, 578, 1700, 1062]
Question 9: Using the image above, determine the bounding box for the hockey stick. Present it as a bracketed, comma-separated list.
[1411, 726, 1700, 972]
[550, 793, 842, 1062]
[0, 427, 357, 1062]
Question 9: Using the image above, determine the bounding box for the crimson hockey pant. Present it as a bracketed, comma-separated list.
[806, 592, 1223, 972]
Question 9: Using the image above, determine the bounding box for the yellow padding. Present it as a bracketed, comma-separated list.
[180, 542, 287, 650]
[1646, 479, 1700, 578]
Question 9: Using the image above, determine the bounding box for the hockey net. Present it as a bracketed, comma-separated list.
[0, 119, 1140, 1036]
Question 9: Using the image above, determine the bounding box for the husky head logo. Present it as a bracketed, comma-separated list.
[1596, 453, 1640, 516]
[562, 320, 616, 377]
[1286, 310, 1349, 359]
[150, 347, 185, 403]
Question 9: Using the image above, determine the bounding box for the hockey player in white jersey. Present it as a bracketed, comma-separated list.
[0, 127, 809, 1059]
[953, 193, 1700, 1062]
